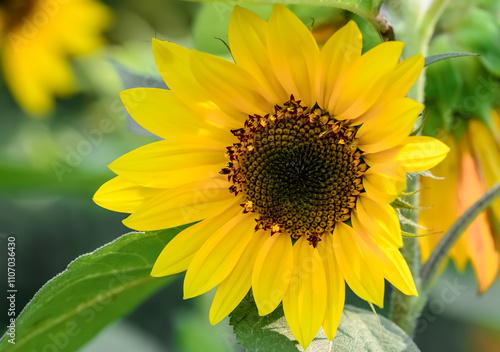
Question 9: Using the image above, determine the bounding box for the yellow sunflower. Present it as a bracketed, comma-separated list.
[419, 113, 500, 293]
[94, 5, 449, 348]
[0, 0, 112, 115]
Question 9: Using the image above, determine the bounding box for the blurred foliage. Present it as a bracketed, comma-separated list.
[423, 0, 500, 138]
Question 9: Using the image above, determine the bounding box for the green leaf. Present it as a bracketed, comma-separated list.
[333, 306, 420, 351]
[0, 227, 188, 352]
[454, 7, 500, 76]
[424, 52, 479, 67]
[230, 297, 297, 351]
[230, 297, 420, 351]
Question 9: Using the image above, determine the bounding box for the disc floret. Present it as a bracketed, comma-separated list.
[221, 96, 367, 246]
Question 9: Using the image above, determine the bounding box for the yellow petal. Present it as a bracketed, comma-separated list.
[456, 138, 500, 292]
[123, 177, 236, 231]
[381, 247, 418, 296]
[152, 39, 202, 100]
[57, 0, 112, 55]
[252, 232, 294, 316]
[209, 230, 268, 325]
[418, 137, 460, 262]
[267, 4, 319, 106]
[329, 41, 404, 119]
[2, 0, 111, 115]
[357, 97, 424, 153]
[468, 119, 500, 221]
[119, 88, 232, 142]
[183, 213, 256, 298]
[362, 147, 401, 166]
[151, 202, 243, 277]
[317, 234, 345, 341]
[283, 236, 327, 350]
[109, 140, 224, 189]
[333, 222, 385, 307]
[152, 39, 244, 126]
[469, 121, 500, 287]
[355, 194, 403, 248]
[395, 136, 450, 173]
[463, 211, 499, 293]
[229, 6, 287, 104]
[354, 224, 417, 296]
[375, 54, 424, 106]
[190, 50, 274, 116]
[93, 176, 159, 213]
[363, 162, 407, 204]
[449, 139, 477, 271]
[466, 222, 500, 294]
[3, 41, 58, 114]
[315, 20, 362, 109]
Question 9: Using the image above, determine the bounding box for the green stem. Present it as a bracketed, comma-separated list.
[421, 182, 500, 292]
[388, 178, 421, 335]
[388, 0, 450, 336]
[403, 0, 450, 103]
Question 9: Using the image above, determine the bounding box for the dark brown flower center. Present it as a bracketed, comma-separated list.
[221, 96, 366, 246]
[0, 0, 36, 32]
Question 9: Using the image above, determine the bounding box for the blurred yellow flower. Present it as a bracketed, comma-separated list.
[94, 5, 449, 348]
[0, 0, 112, 115]
[420, 112, 500, 293]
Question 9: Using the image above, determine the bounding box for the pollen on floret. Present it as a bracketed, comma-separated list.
[220, 95, 367, 245]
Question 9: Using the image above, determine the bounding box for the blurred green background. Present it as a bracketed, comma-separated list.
[1, 0, 500, 351]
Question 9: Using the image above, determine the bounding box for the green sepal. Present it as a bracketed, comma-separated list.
[398, 213, 427, 231]
[410, 107, 432, 136]
[424, 52, 479, 67]
[412, 170, 442, 179]
[400, 189, 421, 198]
[392, 198, 419, 210]
[402, 230, 440, 238]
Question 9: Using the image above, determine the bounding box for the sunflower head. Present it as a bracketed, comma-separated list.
[94, 4, 449, 349]
[223, 95, 367, 245]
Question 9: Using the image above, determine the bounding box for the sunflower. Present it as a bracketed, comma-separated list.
[0, 0, 112, 115]
[419, 113, 500, 293]
[94, 5, 449, 348]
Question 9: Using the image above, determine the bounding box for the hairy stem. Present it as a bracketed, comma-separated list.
[388, 0, 450, 336]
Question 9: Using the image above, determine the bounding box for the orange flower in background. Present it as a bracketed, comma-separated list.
[419, 112, 500, 293]
[0, 0, 112, 115]
[94, 5, 449, 348]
